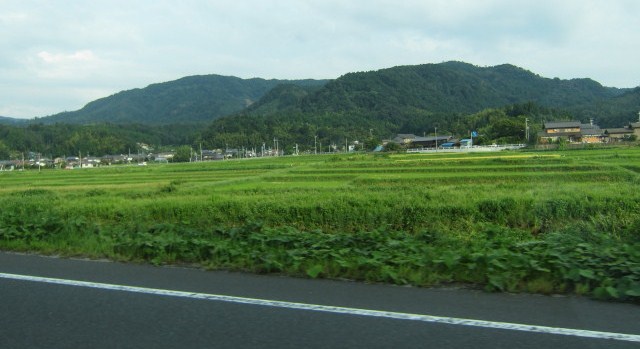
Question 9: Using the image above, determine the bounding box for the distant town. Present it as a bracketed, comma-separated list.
[1, 116, 639, 172]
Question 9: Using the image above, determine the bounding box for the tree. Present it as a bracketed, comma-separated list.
[383, 142, 402, 152]
[173, 145, 193, 162]
[364, 136, 381, 151]
[0, 140, 10, 160]
[487, 117, 525, 143]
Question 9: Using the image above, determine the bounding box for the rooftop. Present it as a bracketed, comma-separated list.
[544, 121, 581, 129]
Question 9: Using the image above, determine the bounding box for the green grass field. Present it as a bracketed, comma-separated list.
[1, 148, 639, 301]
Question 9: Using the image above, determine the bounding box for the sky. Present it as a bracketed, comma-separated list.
[2, 0, 639, 119]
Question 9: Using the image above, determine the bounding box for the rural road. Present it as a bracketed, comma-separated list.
[1, 251, 638, 348]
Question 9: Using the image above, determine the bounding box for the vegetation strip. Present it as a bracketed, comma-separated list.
[2, 272, 639, 343]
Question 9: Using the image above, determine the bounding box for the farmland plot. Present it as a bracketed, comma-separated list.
[1, 149, 639, 301]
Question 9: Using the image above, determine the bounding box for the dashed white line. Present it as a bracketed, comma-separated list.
[1, 272, 639, 343]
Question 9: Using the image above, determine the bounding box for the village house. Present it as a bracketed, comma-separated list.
[539, 117, 640, 144]
[538, 121, 582, 143]
[101, 154, 127, 165]
[604, 127, 634, 141]
[579, 122, 605, 143]
[0, 160, 16, 171]
[631, 121, 640, 138]
[201, 150, 224, 161]
[391, 134, 453, 148]
[539, 120, 607, 144]
[607, 121, 640, 141]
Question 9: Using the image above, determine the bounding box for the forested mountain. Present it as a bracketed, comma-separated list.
[571, 87, 640, 127]
[247, 61, 627, 116]
[41, 75, 327, 125]
[201, 61, 637, 150]
[0, 116, 27, 125]
[2, 61, 638, 158]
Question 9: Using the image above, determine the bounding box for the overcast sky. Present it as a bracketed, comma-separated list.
[2, 0, 639, 119]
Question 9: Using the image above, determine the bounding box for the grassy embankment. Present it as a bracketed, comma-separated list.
[0, 148, 639, 301]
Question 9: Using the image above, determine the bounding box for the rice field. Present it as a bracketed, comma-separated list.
[1, 148, 639, 300]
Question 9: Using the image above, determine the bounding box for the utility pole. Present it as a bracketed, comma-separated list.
[525, 118, 530, 143]
[314, 135, 317, 155]
[435, 127, 438, 151]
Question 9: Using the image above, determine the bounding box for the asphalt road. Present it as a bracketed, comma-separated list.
[1, 251, 638, 348]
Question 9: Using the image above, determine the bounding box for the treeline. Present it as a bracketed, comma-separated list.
[0, 123, 201, 160]
[200, 102, 571, 152]
[0, 102, 565, 160]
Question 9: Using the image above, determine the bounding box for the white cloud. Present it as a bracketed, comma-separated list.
[37, 50, 96, 64]
[25, 50, 104, 80]
[0, 12, 28, 23]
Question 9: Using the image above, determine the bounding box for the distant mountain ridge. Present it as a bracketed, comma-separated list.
[11, 61, 640, 136]
[2, 61, 638, 158]
[0, 116, 27, 125]
[200, 61, 638, 149]
[41, 75, 328, 125]
[247, 61, 629, 118]
[24, 61, 638, 128]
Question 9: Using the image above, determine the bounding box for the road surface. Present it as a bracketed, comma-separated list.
[1, 251, 638, 348]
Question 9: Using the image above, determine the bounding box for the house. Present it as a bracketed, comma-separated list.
[102, 154, 127, 165]
[579, 122, 605, 143]
[0, 160, 15, 171]
[538, 121, 582, 143]
[459, 138, 473, 148]
[604, 128, 634, 141]
[392, 134, 419, 145]
[605, 119, 640, 141]
[538, 120, 607, 144]
[86, 157, 102, 166]
[201, 150, 223, 161]
[391, 134, 453, 148]
[631, 121, 640, 138]
[154, 152, 175, 161]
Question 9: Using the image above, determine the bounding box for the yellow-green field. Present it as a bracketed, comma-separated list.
[1, 148, 639, 300]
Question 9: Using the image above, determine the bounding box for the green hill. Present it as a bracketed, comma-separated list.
[0, 116, 27, 125]
[42, 75, 327, 125]
[3, 61, 638, 158]
[571, 87, 640, 127]
[249, 61, 626, 116]
[202, 62, 636, 149]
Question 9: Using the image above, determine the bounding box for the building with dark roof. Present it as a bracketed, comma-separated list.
[391, 134, 453, 148]
[540, 117, 640, 144]
[538, 121, 582, 143]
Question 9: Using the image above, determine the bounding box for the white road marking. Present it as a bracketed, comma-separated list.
[1, 272, 639, 343]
